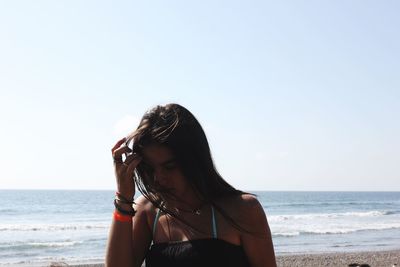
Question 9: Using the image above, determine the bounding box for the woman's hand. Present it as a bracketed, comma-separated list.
[111, 137, 142, 200]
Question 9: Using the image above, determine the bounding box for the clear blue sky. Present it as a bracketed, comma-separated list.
[0, 1, 399, 191]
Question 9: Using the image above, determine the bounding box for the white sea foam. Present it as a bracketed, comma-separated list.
[27, 240, 83, 248]
[273, 225, 400, 236]
[0, 222, 109, 232]
[268, 208, 400, 237]
[0, 240, 83, 249]
[269, 210, 393, 222]
[0, 256, 105, 267]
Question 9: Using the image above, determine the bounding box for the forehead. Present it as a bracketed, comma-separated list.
[141, 144, 175, 165]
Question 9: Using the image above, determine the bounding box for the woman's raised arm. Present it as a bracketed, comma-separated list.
[105, 138, 151, 267]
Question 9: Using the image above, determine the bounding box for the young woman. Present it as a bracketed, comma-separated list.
[106, 103, 276, 267]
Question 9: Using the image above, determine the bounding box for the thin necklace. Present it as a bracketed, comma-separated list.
[168, 201, 206, 215]
[174, 206, 202, 215]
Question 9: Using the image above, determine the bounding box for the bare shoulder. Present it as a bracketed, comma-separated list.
[133, 195, 157, 228]
[218, 193, 262, 211]
[234, 194, 276, 266]
[239, 193, 262, 208]
[218, 193, 277, 266]
[134, 195, 153, 209]
[133, 195, 158, 214]
[216, 193, 265, 224]
[239, 194, 268, 226]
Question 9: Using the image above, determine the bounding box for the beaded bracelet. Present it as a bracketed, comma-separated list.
[114, 199, 136, 216]
[113, 211, 132, 222]
[115, 191, 136, 204]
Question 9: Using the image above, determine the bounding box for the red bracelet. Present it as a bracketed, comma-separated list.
[113, 211, 132, 222]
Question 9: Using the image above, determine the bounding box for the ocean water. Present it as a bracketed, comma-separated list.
[0, 190, 399, 266]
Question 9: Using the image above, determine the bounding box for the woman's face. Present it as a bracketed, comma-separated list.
[140, 144, 186, 194]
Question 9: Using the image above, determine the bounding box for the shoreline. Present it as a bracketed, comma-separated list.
[47, 249, 400, 267]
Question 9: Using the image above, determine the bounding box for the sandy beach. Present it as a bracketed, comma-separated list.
[49, 249, 400, 267]
[275, 250, 399, 267]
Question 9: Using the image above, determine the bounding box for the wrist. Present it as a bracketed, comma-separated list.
[116, 190, 134, 200]
[116, 201, 134, 210]
[114, 199, 136, 216]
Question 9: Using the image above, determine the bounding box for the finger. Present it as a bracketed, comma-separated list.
[113, 154, 126, 165]
[113, 145, 132, 159]
[124, 153, 141, 166]
[111, 137, 127, 153]
[125, 155, 142, 174]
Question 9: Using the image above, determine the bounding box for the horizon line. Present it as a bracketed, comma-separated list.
[1, 188, 399, 192]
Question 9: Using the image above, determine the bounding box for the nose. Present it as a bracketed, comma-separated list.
[153, 168, 167, 185]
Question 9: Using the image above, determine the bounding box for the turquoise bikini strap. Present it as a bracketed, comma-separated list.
[153, 207, 162, 237]
[211, 206, 218, 238]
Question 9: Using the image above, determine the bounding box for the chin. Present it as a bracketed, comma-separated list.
[156, 183, 176, 193]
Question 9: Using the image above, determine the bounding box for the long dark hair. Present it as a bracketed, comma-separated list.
[126, 103, 254, 235]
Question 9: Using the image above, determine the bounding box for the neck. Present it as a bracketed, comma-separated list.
[164, 185, 205, 211]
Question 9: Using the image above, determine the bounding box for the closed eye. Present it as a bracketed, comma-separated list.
[140, 161, 154, 172]
[164, 163, 177, 170]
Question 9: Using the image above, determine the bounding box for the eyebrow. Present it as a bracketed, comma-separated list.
[142, 158, 176, 166]
[161, 158, 176, 165]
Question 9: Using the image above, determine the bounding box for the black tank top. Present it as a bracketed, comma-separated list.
[145, 206, 250, 267]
